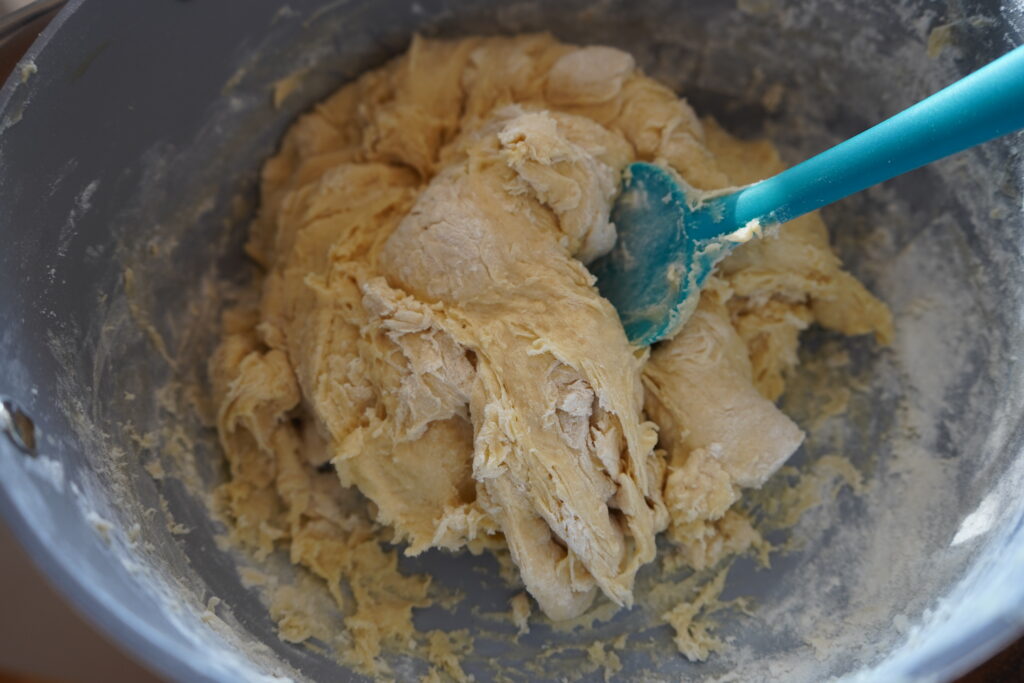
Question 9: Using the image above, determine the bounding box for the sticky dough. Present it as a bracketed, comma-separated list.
[210, 35, 891, 626]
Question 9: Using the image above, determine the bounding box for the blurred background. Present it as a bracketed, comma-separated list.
[0, 0, 28, 13]
[0, 522, 162, 682]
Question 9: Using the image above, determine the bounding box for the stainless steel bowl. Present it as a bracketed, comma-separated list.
[1, 1, 1022, 680]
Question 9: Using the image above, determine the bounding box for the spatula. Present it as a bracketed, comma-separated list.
[590, 45, 1024, 346]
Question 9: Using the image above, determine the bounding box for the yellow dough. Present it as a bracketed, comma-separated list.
[209, 34, 891, 659]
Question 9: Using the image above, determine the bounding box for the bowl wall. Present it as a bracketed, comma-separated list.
[1, 1, 1022, 681]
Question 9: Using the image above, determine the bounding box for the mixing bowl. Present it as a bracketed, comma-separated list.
[1, 1, 1022, 680]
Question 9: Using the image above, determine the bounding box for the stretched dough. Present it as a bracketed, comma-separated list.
[209, 35, 891, 632]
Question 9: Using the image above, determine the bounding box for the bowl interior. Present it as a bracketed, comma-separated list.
[1, 0, 1023, 681]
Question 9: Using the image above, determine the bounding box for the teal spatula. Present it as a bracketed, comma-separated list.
[591, 45, 1024, 346]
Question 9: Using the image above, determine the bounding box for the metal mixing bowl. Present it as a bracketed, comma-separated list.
[1, 1, 1022, 680]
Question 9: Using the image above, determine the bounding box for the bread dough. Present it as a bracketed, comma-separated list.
[209, 33, 891, 653]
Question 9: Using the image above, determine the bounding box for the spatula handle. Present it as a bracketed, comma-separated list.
[703, 44, 1024, 237]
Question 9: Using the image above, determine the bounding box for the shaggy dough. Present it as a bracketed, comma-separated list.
[209, 34, 891, 662]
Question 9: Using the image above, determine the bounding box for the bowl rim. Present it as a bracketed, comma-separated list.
[0, 1, 1022, 682]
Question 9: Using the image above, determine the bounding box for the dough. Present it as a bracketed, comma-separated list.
[209, 34, 891, 652]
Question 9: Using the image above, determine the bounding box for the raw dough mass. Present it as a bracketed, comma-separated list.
[209, 34, 891, 668]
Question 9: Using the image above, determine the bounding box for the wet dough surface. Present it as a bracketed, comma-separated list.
[209, 34, 891, 668]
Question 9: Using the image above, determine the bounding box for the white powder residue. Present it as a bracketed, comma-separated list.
[56, 180, 99, 258]
[21, 455, 65, 493]
[86, 511, 114, 544]
[19, 60, 38, 83]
